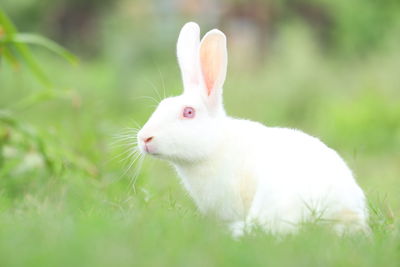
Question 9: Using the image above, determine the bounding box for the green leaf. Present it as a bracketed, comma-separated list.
[1, 45, 20, 69]
[14, 41, 52, 87]
[0, 8, 51, 87]
[0, 9, 17, 35]
[11, 33, 78, 65]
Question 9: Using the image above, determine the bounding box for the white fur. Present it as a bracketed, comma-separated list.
[137, 22, 369, 236]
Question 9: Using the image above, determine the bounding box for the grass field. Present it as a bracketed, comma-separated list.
[1, 24, 400, 266]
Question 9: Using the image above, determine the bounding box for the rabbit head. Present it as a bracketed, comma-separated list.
[137, 22, 228, 163]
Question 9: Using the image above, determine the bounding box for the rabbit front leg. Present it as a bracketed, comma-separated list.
[245, 190, 303, 235]
[228, 168, 258, 238]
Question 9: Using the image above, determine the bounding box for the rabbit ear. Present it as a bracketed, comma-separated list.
[199, 29, 227, 110]
[177, 22, 201, 89]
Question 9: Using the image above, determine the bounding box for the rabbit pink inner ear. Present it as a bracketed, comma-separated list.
[200, 32, 227, 96]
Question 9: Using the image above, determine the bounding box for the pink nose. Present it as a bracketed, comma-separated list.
[143, 136, 154, 144]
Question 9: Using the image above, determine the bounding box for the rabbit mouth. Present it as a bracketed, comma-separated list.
[144, 144, 159, 156]
[144, 144, 153, 154]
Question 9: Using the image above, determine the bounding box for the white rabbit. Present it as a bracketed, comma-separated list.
[137, 22, 368, 237]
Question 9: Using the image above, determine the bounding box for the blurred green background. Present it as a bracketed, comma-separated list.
[0, 0, 399, 266]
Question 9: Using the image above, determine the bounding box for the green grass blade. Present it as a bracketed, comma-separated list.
[1, 45, 20, 69]
[14, 41, 52, 87]
[12, 33, 78, 65]
[0, 8, 51, 87]
[0, 9, 17, 35]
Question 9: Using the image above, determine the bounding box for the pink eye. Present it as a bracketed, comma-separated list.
[183, 106, 195, 119]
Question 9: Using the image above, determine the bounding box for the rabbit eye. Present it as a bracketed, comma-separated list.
[183, 106, 195, 119]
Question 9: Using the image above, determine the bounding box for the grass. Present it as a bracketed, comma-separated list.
[0, 26, 399, 266]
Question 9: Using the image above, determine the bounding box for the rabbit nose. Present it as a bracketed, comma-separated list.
[143, 136, 154, 144]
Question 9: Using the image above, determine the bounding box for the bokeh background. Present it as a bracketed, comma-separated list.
[1, 0, 399, 266]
